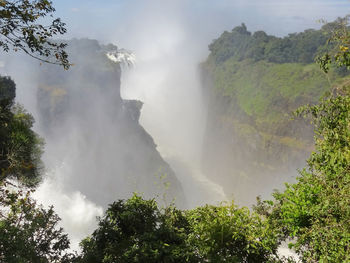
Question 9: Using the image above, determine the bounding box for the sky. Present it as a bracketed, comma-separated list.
[51, 0, 350, 49]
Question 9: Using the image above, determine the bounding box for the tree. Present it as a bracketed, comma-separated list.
[0, 76, 43, 187]
[79, 195, 198, 263]
[0, 0, 70, 69]
[0, 1, 69, 186]
[79, 195, 287, 263]
[0, 2, 72, 261]
[186, 203, 282, 263]
[0, 181, 74, 262]
[255, 17, 350, 262]
[259, 93, 350, 262]
[317, 16, 350, 73]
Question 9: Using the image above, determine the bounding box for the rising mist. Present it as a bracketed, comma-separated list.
[0, 0, 347, 251]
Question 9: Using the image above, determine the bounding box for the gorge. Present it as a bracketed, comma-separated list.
[1, 21, 346, 249]
[1, 1, 349, 259]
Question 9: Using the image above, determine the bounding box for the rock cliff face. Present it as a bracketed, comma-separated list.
[33, 39, 184, 206]
[199, 24, 348, 204]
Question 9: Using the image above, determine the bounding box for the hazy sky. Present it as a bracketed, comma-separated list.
[52, 0, 350, 47]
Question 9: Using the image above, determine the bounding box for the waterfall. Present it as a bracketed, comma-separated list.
[115, 49, 228, 208]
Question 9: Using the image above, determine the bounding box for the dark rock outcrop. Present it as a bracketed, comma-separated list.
[34, 39, 184, 206]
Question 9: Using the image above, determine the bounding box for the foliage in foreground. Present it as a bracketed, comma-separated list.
[0, 181, 74, 263]
[78, 195, 283, 263]
[317, 15, 350, 73]
[0, 76, 43, 187]
[256, 92, 350, 263]
[79, 195, 197, 263]
[0, 0, 70, 69]
[255, 21, 350, 262]
[186, 204, 281, 262]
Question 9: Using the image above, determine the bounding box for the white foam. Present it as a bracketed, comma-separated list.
[106, 49, 136, 67]
[33, 165, 103, 252]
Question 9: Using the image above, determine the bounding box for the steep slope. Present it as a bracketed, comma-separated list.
[201, 24, 346, 205]
[15, 39, 184, 206]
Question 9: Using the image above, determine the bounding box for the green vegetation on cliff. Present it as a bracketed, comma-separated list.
[201, 21, 350, 199]
[204, 22, 349, 128]
[208, 59, 333, 125]
[208, 22, 330, 65]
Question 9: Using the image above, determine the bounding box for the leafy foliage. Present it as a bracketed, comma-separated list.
[79, 195, 285, 263]
[201, 20, 350, 196]
[0, 2, 72, 262]
[254, 23, 350, 261]
[259, 93, 350, 262]
[0, 76, 43, 187]
[206, 18, 350, 262]
[79, 195, 198, 263]
[0, 181, 74, 263]
[186, 203, 281, 262]
[0, 0, 70, 69]
[208, 23, 331, 65]
[317, 16, 350, 73]
[203, 22, 345, 149]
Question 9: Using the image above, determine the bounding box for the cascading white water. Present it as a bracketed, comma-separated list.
[106, 49, 136, 67]
[117, 49, 228, 208]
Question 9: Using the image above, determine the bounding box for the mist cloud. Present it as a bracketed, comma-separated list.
[33, 174, 103, 251]
[3, 0, 349, 251]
